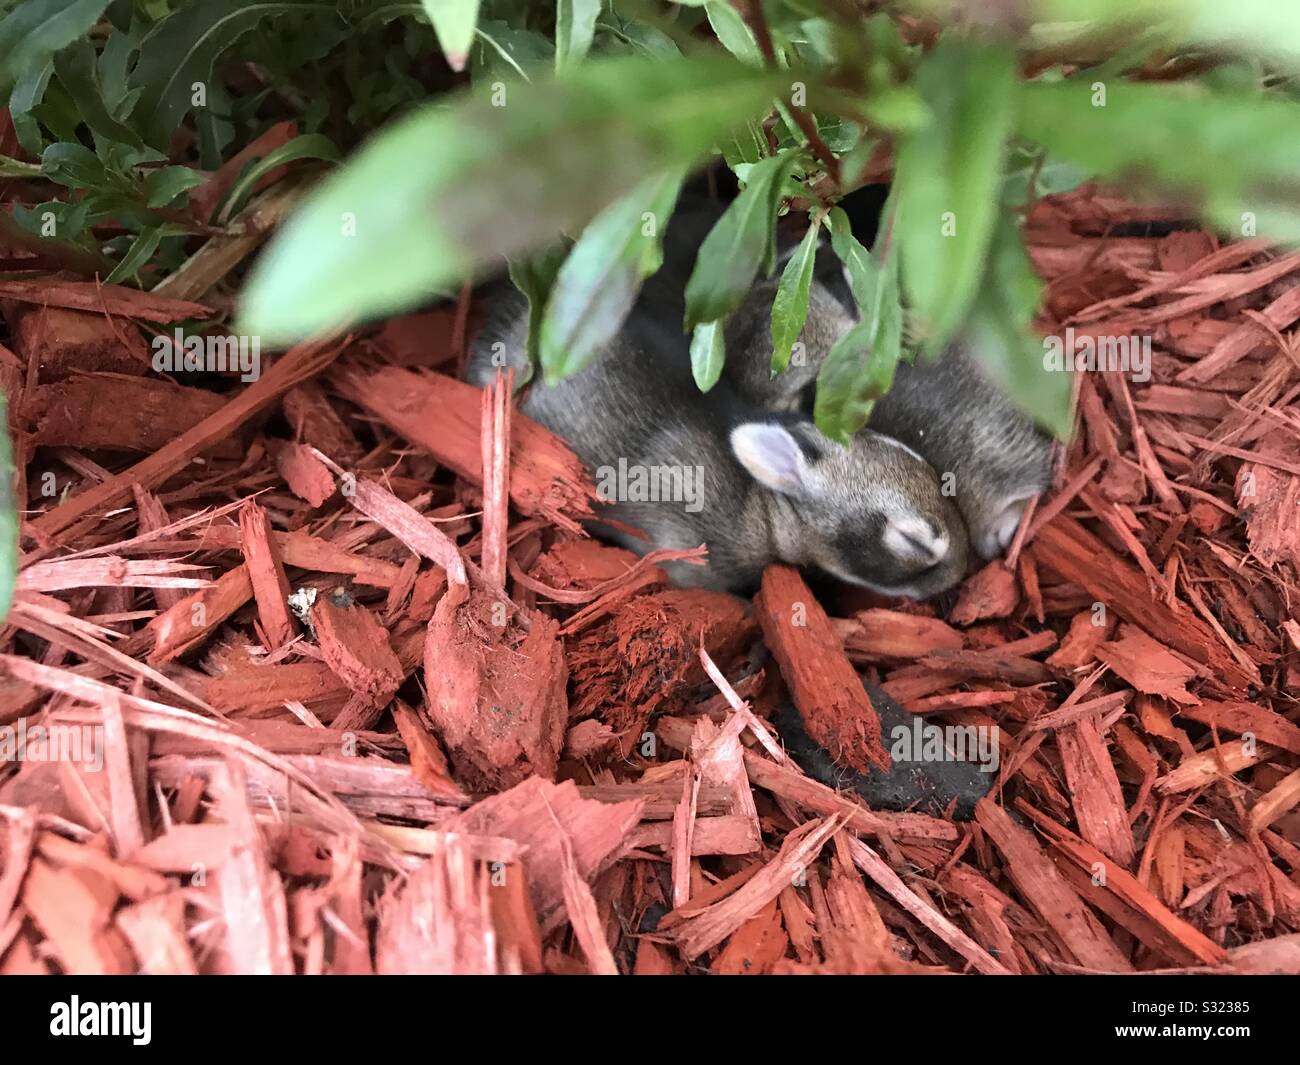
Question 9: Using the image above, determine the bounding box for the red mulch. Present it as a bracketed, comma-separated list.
[1, 184, 1299, 975]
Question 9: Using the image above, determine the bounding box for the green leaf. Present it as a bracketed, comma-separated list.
[859, 85, 929, 132]
[1176, 0, 1300, 66]
[421, 0, 481, 72]
[894, 36, 1016, 356]
[0, 0, 111, 97]
[9, 63, 54, 156]
[814, 205, 903, 442]
[556, 0, 601, 73]
[824, 206, 872, 310]
[706, 1, 763, 65]
[720, 119, 768, 169]
[788, 16, 839, 66]
[144, 165, 205, 209]
[40, 141, 126, 191]
[52, 37, 142, 148]
[10, 198, 91, 241]
[813, 318, 898, 443]
[808, 113, 858, 154]
[1001, 145, 1089, 208]
[507, 243, 569, 388]
[769, 216, 820, 374]
[194, 80, 236, 169]
[471, 19, 553, 84]
[128, 1, 317, 150]
[238, 55, 788, 345]
[690, 318, 726, 392]
[598, 13, 681, 58]
[215, 133, 339, 221]
[539, 167, 684, 383]
[1023, 0, 1300, 68]
[965, 211, 1072, 439]
[97, 18, 142, 115]
[1020, 78, 1300, 243]
[0, 391, 15, 626]
[78, 189, 153, 229]
[31, 74, 83, 145]
[683, 150, 797, 330]
[104, 224, 164, 284]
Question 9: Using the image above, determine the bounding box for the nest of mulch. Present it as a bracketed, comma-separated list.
[1, 180, 1299, 975]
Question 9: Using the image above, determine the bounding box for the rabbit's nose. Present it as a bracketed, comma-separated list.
[884, 517, 948, 567]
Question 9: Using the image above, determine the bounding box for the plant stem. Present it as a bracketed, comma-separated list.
[0, 155, 42, 180]
[732, 0, 842, 188]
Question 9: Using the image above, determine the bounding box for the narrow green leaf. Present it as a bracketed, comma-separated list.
[52, 37, 142, 148]
[144, 165, 205, 208]
[194, 80, 236, 170]
[1020, 78, 1300, 243]
[824, 206, 872, 310]
[41, 141, 124, 191]
[422, 0, 481, 72]
[705, 1, 763, 65]
[1021, 0, 1300, 67]
[814, 204, 903, 442]
[508, 243, 569, 388]
[813, 319, 898, 443]
[1001, 145, 1089, 208]
[556, 0, 601, 73]
[96, 18, 141, 114]
[598, 13, 681, 58]
[471, 19, 553, 84]
[9, 63, 54, 156]
[807, 113, 858, 154]
[965, 212, 1072, 439]
[860, 88, 929, 133]
[238, 56, 788, 345]
[0, 0, 111, 96]
[215, 133, 339, 221]
[720, 119, 768, 169]
[769, 217, 820, 374]
[10, 198, 91, 241]
[540, 167, 684, 383]
[894, 36, 1017, 355]
[683, 151, 797, 330]
[105, 225, 164, 284]
[691, 318, 726, 392]
[128, 1, 318, 150]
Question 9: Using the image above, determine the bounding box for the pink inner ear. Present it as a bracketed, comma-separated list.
[731, 424, 806, 493]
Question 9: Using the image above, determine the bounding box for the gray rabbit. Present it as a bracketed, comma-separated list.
[698, 208, 1053, 562]
[467, 283, 968, 596]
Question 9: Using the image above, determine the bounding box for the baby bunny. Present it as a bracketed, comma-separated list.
[468, 283, 968, 595]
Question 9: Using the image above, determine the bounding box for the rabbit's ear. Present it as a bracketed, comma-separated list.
[730, 423, 811, 497]
[974, 493, 1036, 560]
